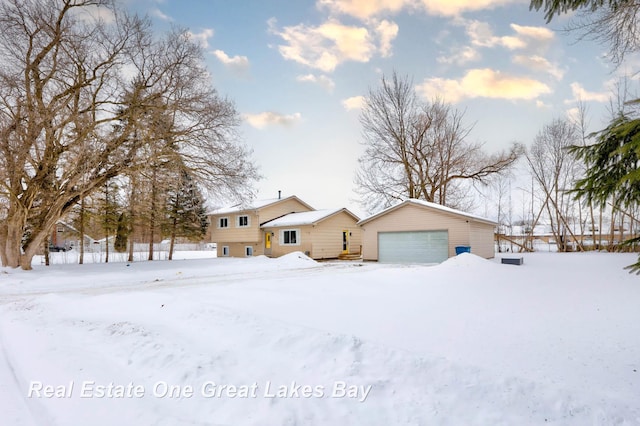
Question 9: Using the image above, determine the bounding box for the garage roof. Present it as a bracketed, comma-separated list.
[357, 199, 497, 226]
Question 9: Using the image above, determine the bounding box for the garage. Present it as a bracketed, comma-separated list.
[358, 199, 497, 263]
[378, 231, 449, 264]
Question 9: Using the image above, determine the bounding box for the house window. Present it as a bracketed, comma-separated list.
[222, 246, 229, 256]
[237, 215, 250, 227]
[57, 226, 64, 233]
[281, 229, 299, 246]
[218, 217, 229, 228]
[245, 246, 253, 257]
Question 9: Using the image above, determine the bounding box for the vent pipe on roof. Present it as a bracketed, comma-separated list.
[278, 190, 281, 199]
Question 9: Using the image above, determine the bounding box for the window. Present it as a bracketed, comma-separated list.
[218, 217, 229, 229]
[222, 246, 229, 256]
[57, 226, 64, 233]
[245, 246, 253, 257]
[237, 215, 249, 227]
[281, 229, 299, 246]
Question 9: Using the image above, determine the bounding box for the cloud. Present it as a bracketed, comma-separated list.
[296, 74, 336, 91]
[375, 19, 399, 57]
[151, 8, 172, 21]
[342, 95, 365, 110]
[268, 17, 394, 72]
[418, 0, 517, 17]
[565, 107, 580, 122]
[416, 68, 552, 103]
[569, 82, 609, 102]
[317, 0, 409, 20]
[513, 55, 564, 80]
[437, 46, 480, 65]
[187, 29, 214, 49]
[71, 4, 116, 24]
[318, 0, 517, 19]
[463, 20, 554, 51]
[244, 112, 302, 129]
[212, 50, 250, 73]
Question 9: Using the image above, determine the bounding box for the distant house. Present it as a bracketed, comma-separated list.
[47, 221, 97, 252]
[208, 196, 362, 260]
[358, 199, 497, 264]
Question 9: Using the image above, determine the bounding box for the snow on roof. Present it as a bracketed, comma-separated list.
[209, 196, 308, 215]
[358, 198, 497, 226]
[261, 208, 347, 228]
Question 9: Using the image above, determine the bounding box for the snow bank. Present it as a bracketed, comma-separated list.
[438, 252, 496, 269]
[275, 251, 318, 266]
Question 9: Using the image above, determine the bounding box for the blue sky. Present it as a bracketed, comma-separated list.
[124, 0, 628, 218]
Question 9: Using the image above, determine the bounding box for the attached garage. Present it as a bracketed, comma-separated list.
[358, 199, 497, 263]
[378, 230, 449, 264]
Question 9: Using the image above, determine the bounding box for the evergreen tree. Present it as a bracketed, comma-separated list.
[114, 212, 129, 253]
[99, 181, 121, 263]
[571, 114, 640, 272]
[164, 170, 209, 260]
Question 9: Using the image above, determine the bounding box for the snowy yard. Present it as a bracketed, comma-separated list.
[1, 251, 639, 425]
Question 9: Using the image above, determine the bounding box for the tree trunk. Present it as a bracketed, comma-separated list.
[148, 167, 157, 261]
[44, 240, 50, 266]
[79, 195, 85, 265]
[128, 176, 136, 263]
[3, 212, 27, 269]
[0, 220, 8, 267]
[169, 217, 177, 261]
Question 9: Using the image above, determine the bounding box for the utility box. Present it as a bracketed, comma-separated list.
[501, 257, 524, 265]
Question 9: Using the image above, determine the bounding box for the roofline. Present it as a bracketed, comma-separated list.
[357, 199, 497, 226]
[261, 208, 361, 228]
[208, 195, 314, 216]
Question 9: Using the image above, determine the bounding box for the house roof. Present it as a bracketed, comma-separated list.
[261, 208, 359, 228]
[208, 196, 314, 215]
[357, 198, 498, 226]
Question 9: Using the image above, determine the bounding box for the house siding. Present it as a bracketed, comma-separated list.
[361, 204, 493, 261]
[209, 198, 312, 250]
[218, 242, 262, 258]
[307, 212, 362, 259]
[258, 199, 313, 225]
[262, 211, 362, 260]
[469, 222, 496, 259]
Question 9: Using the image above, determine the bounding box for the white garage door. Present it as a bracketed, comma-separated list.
[378, 231, 449, 264]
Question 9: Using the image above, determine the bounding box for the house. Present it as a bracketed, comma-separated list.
[261, 208, 362, 260]
[48, 221, 97, 252]
[358, 199, 497, 264]
[208, 196, 362, 260]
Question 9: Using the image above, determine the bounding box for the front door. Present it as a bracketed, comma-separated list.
[342, 230, 349, 254]
[265, 232, 272, 256]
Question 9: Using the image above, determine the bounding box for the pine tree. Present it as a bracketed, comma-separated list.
[571, 114, 640, 272]
[114, 212, 128, 253]
[164, 170, 209, 260]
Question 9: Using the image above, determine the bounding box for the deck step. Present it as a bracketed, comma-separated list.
[338, 253, 362, 260]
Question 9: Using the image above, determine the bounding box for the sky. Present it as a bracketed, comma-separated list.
[123, 0, 632, 219]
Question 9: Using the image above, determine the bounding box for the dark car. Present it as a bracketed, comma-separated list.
[48, 245, 67, 252]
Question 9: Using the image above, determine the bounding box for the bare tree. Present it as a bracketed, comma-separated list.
[355, 72, 521, 213]
[526, 118, 584, 252]
[0, 0, 257, 269]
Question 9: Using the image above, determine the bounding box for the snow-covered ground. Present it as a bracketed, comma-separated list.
[1, 251, 639, 425]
